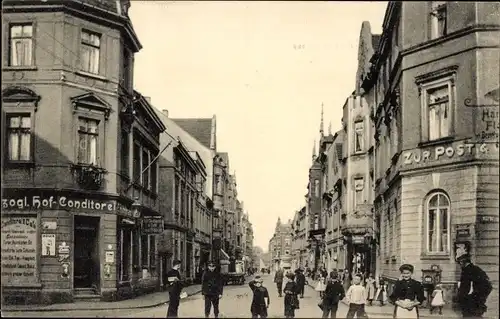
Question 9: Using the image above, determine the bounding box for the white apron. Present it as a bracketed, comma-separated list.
[395, 305, 418, 318]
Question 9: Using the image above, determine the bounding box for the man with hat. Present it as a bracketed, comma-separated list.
[202, 261, 224, 318]
[274, 268, 285, 297]
[456, 254, 493, 318]
[294, 268, 306, 299]
[166, 259, 184, 318]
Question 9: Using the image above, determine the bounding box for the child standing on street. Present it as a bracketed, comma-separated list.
[249, 276, 270, 318]
[345, 273, 368, 318]
[430, 284, 445, 315]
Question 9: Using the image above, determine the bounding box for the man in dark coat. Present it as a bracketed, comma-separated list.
[295, 268, 306, 298]
[321, 272, 345, 318]
[166, 259, 184, 318]
[202, 261, 224, 318]
[456, 254, 493, 318]
[274, 268, 284, 297]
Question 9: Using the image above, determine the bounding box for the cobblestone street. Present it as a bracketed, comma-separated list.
[3, 274, 464, 318]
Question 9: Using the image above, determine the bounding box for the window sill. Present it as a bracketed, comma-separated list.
[418, 136, 454, 148]
[3, 65, 38, 71]
[420, 253, 450, 261]
[4, 161, 36, 168]
[75, 70, 109, 82]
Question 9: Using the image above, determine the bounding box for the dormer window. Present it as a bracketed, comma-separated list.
[430, 2, 447, 39]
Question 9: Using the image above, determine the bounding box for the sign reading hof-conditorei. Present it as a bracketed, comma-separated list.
[2, 195, 116, 211]
[1, 216, 38, 285]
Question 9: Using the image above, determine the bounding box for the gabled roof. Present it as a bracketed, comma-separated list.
[172, 118, 213, 149]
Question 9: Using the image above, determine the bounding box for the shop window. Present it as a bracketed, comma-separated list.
[119, 229, 132, 281]
[141, 234, 157, 269]
[132, 229, 140, 268]
[425, 191, 450, 254]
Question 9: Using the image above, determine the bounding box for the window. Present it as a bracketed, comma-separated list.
[80, 30, 101, 74]
[426, 192, 450, 254]
[9, 24, 33, 66]
[133, 142, 141, 181]
[6, 115, 32, 161]
[132, 229, 140, 267]
[314, 179, 320, 197]
[314, 214, 319, 230]
[119, 228, 131, 281]
[150, 155, 158, 193]
[121, 129, 130, 176]
[430, 2, 447, 39]
[354, 121, 364, 152]
[427, 86, 450, 140]
[142, 149, 150, 188]
[77, 118, 99, 165]
[141, 235, 157, 269]
[174, 176, 180, 216]
[354, 178, 364, 207]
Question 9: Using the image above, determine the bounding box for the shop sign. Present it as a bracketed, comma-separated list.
[141, 215, 164, 235]
[478, 215, 498, 223]
[58, 242, 70, 254]
[2, 195, 116, 211]
[105, 251, 115, 263]
[352, 235, 365, 244]
[402, 143, 490, 166]
[1, 216, 38, 285]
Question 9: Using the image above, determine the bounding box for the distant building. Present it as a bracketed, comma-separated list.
[291, 207, 308, 270]
[268, 218, 293, 271]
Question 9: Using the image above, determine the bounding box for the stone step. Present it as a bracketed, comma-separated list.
[73, 294, 101, 302]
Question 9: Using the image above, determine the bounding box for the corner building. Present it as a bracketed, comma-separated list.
[0, 0, 169, 304]
[360, 1, 499, 313]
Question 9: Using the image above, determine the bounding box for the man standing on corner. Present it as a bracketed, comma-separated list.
[456, 254, 493, 318]
[274, 268, 284, 297]
[166, 259, 184, 318]
[202, 261, 224, 318]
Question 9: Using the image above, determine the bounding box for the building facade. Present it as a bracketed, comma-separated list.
[290, 207, 308, 270]
[323, 130, 347, 273]
[339, 93, 377, 277]
[0, 0, 171, 304]
[156, 113, 217, 283]
[268, 218, 293, 271]
[361, 1, 499, 312]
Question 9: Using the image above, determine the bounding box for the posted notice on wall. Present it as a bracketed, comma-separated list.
[1, 216, 38, 285]
[41, 234, 56, 256]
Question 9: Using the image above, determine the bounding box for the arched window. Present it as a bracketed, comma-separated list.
[426, 192, 450, 254]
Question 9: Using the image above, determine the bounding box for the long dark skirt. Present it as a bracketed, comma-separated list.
[284, 294, 298, 318]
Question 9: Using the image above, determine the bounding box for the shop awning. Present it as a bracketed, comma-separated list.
[220, 249, 230, 261]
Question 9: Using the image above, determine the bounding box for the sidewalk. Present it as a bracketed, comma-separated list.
[306, 279, 461, 318]
[1, 284, 202, 312]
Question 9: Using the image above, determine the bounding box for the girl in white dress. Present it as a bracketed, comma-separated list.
[315, 272, 327, 298]
[430, 284, 445, 315]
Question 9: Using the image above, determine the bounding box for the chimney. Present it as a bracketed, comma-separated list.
[162, 109, 169, 117]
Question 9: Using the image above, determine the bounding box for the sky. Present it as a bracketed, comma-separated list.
[129, 1, 388, 251]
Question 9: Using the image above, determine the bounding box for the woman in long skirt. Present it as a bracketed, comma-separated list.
[389, 264, 425, 319]
[283, 273, 299, 318]
[365, 274, 376, 306]
[374, 278, 388, 306]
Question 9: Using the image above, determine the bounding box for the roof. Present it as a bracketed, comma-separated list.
[172, 118, 213, 149]
[371, 34, 382, 51]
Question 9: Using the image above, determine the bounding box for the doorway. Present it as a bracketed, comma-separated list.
[74, 215, 100, 289]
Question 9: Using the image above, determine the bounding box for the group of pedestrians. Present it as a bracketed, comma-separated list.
[163, 253, 493, 318]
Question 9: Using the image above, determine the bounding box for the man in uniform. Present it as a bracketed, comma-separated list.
[274, 268, 284, 297]
[166, 260, 184, 318]
[202, 261, 224, 318]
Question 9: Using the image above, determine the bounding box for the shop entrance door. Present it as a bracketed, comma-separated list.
[74, 215, 100, 289]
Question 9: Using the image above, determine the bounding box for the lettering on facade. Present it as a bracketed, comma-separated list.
[1, 216, 38, 285]
[476, 107, 499, 142]
[2, 196, 116, 211]
[141, 215, 164, 235]
[403, 143, 492, 166]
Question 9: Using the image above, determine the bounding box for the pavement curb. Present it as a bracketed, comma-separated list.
[1, 289, 202, 312]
